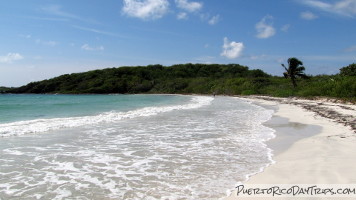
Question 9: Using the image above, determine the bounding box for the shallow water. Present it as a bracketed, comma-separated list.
[0, 95, 274, 200]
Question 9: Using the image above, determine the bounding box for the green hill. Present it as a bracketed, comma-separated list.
[9, 63, 269, 94]
[7, 63, 356, 101]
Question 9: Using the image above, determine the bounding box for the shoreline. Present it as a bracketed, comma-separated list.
[225, 96, 356, 199]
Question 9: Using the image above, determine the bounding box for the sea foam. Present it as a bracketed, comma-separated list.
[0, 96, 213, 137]
[0, 96, 275, 200]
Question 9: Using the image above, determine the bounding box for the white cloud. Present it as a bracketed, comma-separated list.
[255, 15, 276, 39]
[0, 53, 24, 63]
[175, 0, 203, 12]
[199, 13, 221, 25]
[122, 0, 169, 20]
[300, 0, 356, 17]
[220, 37, 244, 59]
[81, 44, 104, 51]
[281, 24, 291, 32]
[300, 11, 318, 20]
[208, 15, 220, 25]
[177, 12, 188, 19]
[36, 39, 58, 46]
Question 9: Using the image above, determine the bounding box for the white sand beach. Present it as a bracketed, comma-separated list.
[225, 96, 356, 199]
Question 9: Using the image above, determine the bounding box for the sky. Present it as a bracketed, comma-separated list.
[1, 0, 355, 87]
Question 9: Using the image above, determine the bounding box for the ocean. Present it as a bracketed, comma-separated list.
[0, 94, 275, 200]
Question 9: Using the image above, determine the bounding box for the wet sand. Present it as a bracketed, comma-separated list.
[225, 96, 356, 199]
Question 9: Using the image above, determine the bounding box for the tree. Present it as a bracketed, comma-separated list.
[281, 57, 308, 88]
[339, 63, 356, 76]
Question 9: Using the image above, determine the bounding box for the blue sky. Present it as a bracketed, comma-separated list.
[1, 0, 355, 86]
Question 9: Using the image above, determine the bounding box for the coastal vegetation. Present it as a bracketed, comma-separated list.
[0, 87, 14, 93]
[339, 63, 356, 76]
[281, 57, 308, 88]
[6, 62, 356, 102]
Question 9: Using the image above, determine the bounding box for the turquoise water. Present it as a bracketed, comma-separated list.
[0, 94, 275, 199]
[0, 94, 188, 124]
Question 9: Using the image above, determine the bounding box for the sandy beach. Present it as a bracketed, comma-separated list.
[225, 96, 356, 199]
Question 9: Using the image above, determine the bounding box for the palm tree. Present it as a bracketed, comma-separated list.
[281, 57, 308, 88]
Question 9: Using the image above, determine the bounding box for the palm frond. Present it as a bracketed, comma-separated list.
[281, 64, 288, 72]
[296, 66, 305, 71]
[296, 73, 309, 79]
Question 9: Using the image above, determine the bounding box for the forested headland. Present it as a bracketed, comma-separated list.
[4, 63, 356, 102]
